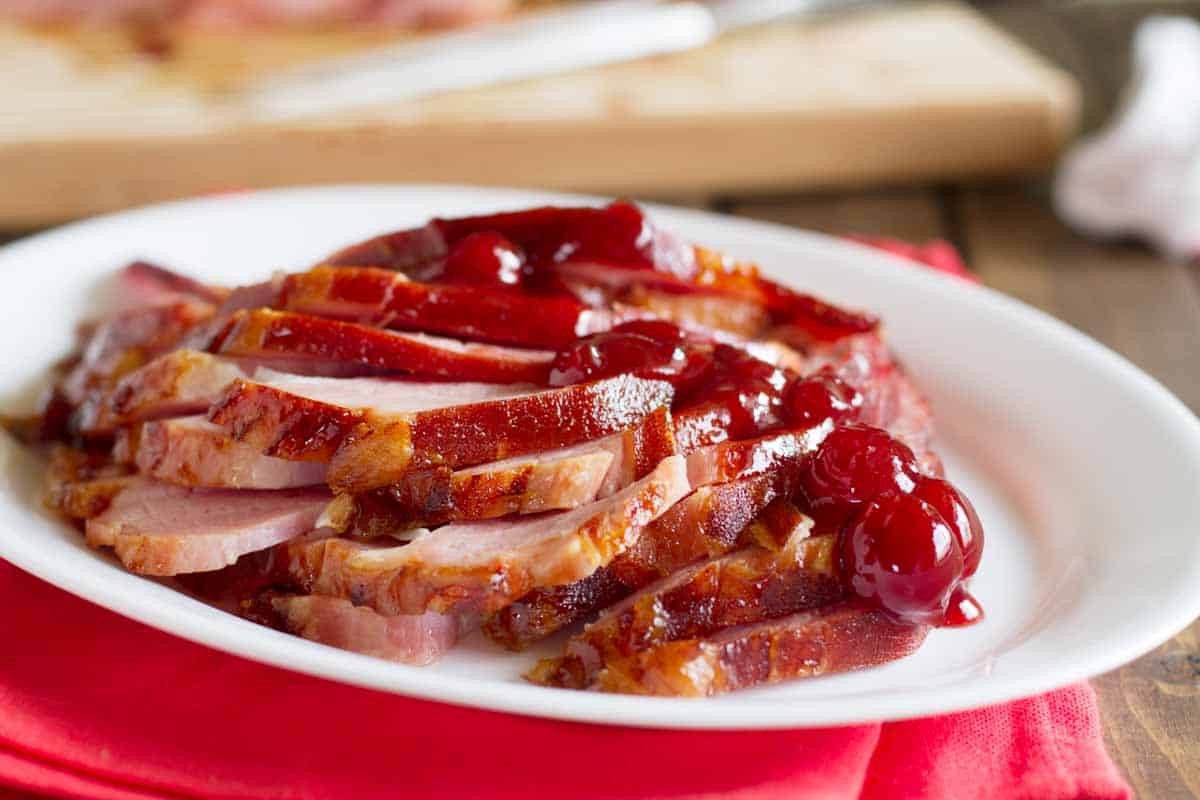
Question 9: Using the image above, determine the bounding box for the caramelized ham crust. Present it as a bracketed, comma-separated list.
[531, 530, 845, 691]
[135, 416, 328, 489]
[288, 455, 690, 615]
[271, 594, 462, 666]
[86, 479, 329, 575]
[279, 266, 615, 349]
[329, 407, 677, 533]
[74, 350, 248, 434]
[192, 309, 553, 384]
[541, 603, 929, 696]
[483, 472, 798, 650]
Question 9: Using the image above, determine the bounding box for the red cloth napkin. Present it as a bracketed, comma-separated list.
[0, 236, 1132, 800]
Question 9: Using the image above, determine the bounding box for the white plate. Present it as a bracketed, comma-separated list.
[2, 186, 1199, 730]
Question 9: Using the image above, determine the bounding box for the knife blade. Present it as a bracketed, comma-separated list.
[238, 0, 875, 119]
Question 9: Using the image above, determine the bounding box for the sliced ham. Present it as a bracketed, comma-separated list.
[112, 261, 228, 311]
[208, 369, 536, 463]
[531, 530, 844, 691]
[325, 375, 675, 493]
[59, 302, 214, 407]
[289, 455, 690, 616]
[191, 309, 553, 384]
[683, 425, 827, 487]
[135, 416, 328, 489]
[74, 350, 248, 434]
[85, 479, 329, 575]
[326, 406, 677, 533]
[484, 476, 799, 650]
[536, 603, 928, 696]
[270, 595, 461, 666]
[279, 266, 612, 349]
[43, 444, 135, 520]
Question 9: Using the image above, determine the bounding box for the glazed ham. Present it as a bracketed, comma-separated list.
[19, 201, 985, 695]
[484, 475, 800, 649]
[327, 406, 675, 533]
[192, 309, 553, 384]
[530, 529, 849, 692]
[277, 266, 617, 349]
[290, 455, 690, 615]
[74, 350, 248, 434]
[543, 603, 930, 696]
[134, 416, 327, 489]
[271, 595, 462, 666]
[86, 479, 328, 575]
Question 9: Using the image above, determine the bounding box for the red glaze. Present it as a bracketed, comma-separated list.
[839, 492, 965, 626]
[783, 370, 864, 428]
[671, 344, 790, 442]
[435, 201, 663, 276]
[913, 476, 985, 578]
[441, 232, 526, 289]
[548, 320, 691, 387]
[797, 424, 920, 531]
[760, 282, 880, 341]
[943, 587, 985, 627]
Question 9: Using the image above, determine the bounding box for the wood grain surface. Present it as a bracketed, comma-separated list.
[0, 1, 1079, 225]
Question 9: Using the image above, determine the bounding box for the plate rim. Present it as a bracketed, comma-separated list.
[2, 183, 1199, 729]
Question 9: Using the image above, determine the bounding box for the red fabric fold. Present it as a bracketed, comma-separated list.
[0, 236, 1131, 800]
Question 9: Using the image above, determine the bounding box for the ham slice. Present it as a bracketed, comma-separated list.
[192, 309, 553, 384]
[278, 266, 612, 349]
[43, 445, 134, 520]
[112, 261, 227, 311]
[484, 478, 799, 650]
[85, 479, 329, 575]
[289, 455, 690, 616]
[135, 416, 328, 489]
[326, 406, 677, 533]
[270, 595, 461, 666]
[74, 350, 248, 434]
[530, 530, 845, 691]
[683, 426, 827, 487]
[537, 603, 928, 696]
[59, 302, 214, 407]
[209, 370, 537, 463]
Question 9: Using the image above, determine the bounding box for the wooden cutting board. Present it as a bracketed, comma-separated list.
[0, 1, 1079, 227]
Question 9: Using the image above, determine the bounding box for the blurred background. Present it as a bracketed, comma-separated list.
[0, 4, 1198, 792]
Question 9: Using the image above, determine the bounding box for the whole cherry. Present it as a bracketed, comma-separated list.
[913, 476, 984, 578]
[783, 370, 864, 428]
[839, 492, 965, 625]
[441, 232, 526, 289]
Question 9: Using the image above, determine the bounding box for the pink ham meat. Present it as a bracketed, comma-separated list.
[210, 370, 673, 489]
[270, 595, 461, 666]
[135, 416, 327, 489]
[191, 309, 553, 384]
[85, 478, 329, 575]
[530, 529, 848, 692]
[277, 266, 615, 350]
[328, 406, 676, 532]
[112, 261, 227, 311]
[59, 302, 215, 407]
[484, 471, 799, 650]
[541, 603, 929, 696]
[289, 455, 690, 616]
[74, 350, 248, 434]
[683, 425, 827, 488]
[209, 369, 537, 463]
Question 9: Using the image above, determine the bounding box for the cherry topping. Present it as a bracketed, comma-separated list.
[783, 370, 864, 428]
[943, 587, 985, 627]
[913, 476, 984, 578]
[797, 424, 919, 530]
[839, 492, 965, 626]
[441, 232, 526, 289]
[677, 344, 789, 439]
[547, 320, 689, 386]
